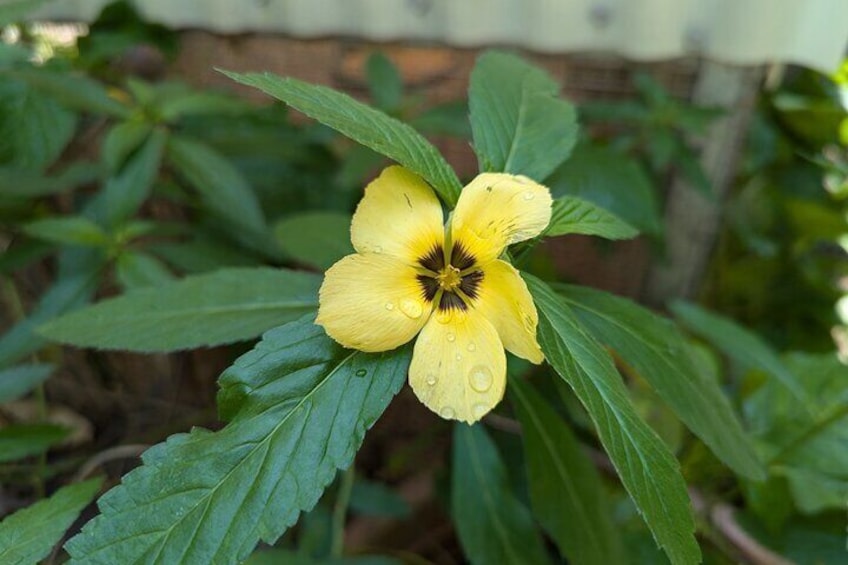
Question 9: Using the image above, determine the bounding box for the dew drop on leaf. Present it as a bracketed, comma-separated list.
[355, 369, 367, 377]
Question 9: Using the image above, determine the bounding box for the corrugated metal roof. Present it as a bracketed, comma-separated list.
[19, 0, 848, 72]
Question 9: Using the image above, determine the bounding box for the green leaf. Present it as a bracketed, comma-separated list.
[779, 466, 848, 514]
[0, 249, 104, 368]
[670, 301, 812, 407]
[9, 69, 130, 118]
[115, 251, 175, 290]
[349, 477, 411, 518]
[410, 101, 471, 138]
[525, 275, 699, 565]
[23, 216, 109, 247]
[452, 424, 550, 565]
[65, 317, 411, 564]
[366, 52, 403, 112]
[0, 362, 54, 403]
[560, 285, 765, 480]
[0, 161, 101, 198]
[546, 144, 663, 237]
[546, 196, 639, 240]
[91, 127, 167, 227]
[167, 134, 267, 236]
[0, 423, 68, 462]
[101, 120, 153, 173]
[0, 478, 102, 565]
[158, 89, 251, 122]
[469, 51, 577, 182]
[274, 211, 354, 270]
[40, 267, 320, 352]
[221, 70, 463, 206]
[510, 377, 625, 565]
[0, 79, 76, 171]
[245, 550, 400, 565]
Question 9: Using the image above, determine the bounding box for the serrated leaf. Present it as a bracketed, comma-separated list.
[546, 196, 639, 240]
[510, 378, 625, 565]
[525, 275, 699, 565]
[0, 362, 54, 403]
[221, 70, 463, 206]
[452, 424, 550, 565]
[10, 69, 131, 118]
[546, 144, 662, 236]
[0, 423, 68, 462]
[23, 216, 109, 247]
[274, 211, 353, 270]
[65, 317, 411, 564]
[167, 134, 267, 236]
[39, 267, 320, 352]
[670, 301, 812, 408]
[469, 51, 577, 182]
[560, 285, 765, 480]
[0, 477, 102, 565]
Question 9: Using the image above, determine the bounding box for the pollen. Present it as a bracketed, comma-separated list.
[436, 265, 462, 291]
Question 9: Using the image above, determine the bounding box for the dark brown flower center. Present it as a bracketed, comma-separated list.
[416, 242, 483, 311]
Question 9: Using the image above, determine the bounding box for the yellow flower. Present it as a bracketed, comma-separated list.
[316, 166, 552, 423]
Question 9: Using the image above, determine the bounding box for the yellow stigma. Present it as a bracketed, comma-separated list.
[436, 265, 462, 291]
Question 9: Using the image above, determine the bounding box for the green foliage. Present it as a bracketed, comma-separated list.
[39, 268, 320, 352]
[0, 478, 102, 565]
[670, 300, 811, 406]
[546, 143, 663, 236]
[23, 216, 110, 247]
[366, 52, 403, 113]
[469, 51, 577, 182]
[0, 362, 54, 402]
[510, 377, 625, 565]
[65, 317, 411, 563]
[0, 423, 68, 462]
[451, 424, 550, 565]
[561, 285, 765, 480]
[526, 275, 700, 565]
[221, 70, 464, 206]
[546, 196, 638, 239]
[274, 211, 354, 270]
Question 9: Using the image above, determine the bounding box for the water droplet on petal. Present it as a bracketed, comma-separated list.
[446, 333, 456, 342]
[523, 190, 535, 201]
[473, 403, 489, 419]
[436, 309, 452, 324]
[373, 245, 383, 253]
[439, 406, 455, 419]
[384, 302, 395, 311]
[355, 369, 367, 377]
[455, 353, 462, 361]
[399, 298, 423, 319]
[469, 365, 493, 392]
[426, 373, 438, 386]
[467, 342, 476, 352]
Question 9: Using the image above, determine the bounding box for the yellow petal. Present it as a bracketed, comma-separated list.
[316, 253, 431, 352]
[474, 260, 544, 364]
[408, 307, 506, 423]
[450, 172, 552, 264]
[351, 166, 444, 265]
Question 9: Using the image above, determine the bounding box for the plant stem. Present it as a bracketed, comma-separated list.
[330, 465, 355, 558]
